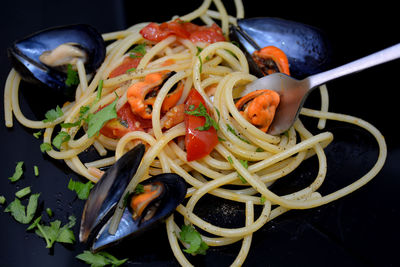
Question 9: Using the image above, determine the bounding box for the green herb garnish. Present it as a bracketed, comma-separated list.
[33, 131, 42, 139]
[134, 184, 145, 195]
[68, 178, 94, 200]
[260, 196, 266, 204]
[126, 67, 136, 73]
[96, 80, 104, 103]
[196, 46, 203, 56]
[52, 131, 71, 150]
[43, 105, 63, 123]
[198, 55, 203, 73]
[9, 161, 24, 182]
[179, 224, 208, 255]
[46, 208, 53, 217]
[76, 250, 128, 267]
[15, 186, 31, 198]
[86, 98, 118, 138]
[185, 103, 219, 131]
[4, 193, 40, 224]
[65, 64, 80, 87]
[40, 142, 52, 153]
[34, 165, 39, 176]
[238, 159, 248, 184]
[0, 196, 6, 205]
[129, 43, 147, 58]
[31, 215, 76, 248]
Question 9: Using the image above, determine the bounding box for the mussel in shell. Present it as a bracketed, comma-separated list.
[8, 24, 106, 99]
[79, 143, 187, 252]
[229, 17, 331, 79]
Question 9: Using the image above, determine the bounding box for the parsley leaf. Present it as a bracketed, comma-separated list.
[65, 64, 80, 87]
[185, 103, 219, 131]
[76, 250, 128, 267]
[96, 80, 104, 103]
[40, 142, 52, 153]
[86, 98, 118, 138]
[34, 165, 39, 176]
[198, 55, 203, 73]
[15, 186, 31, 198]
[52, 131, 71, 150]
[179, 224, 208, 255]
[4, 193, 40, 224]
[238, 159, 248, 184]
[68, 178, 94, 200]
[134, 184, 145, 195]
[33, 131, 42, 139]
[43, 105, 63, 123]
[34, 215, 76, 248]
[9, 161, 24, 182]
[129, 43, 147, 58]
[0, 195, 6, 205]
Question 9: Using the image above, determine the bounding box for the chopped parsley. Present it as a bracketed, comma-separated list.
[4, 193, 40, 224]
[15, 186, 31, 198]
[33, 131, 42, 139]
[134, 184, 145, 195]
[196, 46, 203, 56]
[68, 178, 94, 200]
[52, 131, 71, 150]
[34, 165, 39, 176]
[129, 43, 147, 58]
[86, 98, 118, 138]
[46, 208, 53, 217]
[260, 196, 266, 204]
[9, 161, 24, 182]
[0, 196, 6, 205]
[65, 64, 80, 87]
[256, 147, 264, 152]
[29, 215, 76, 248]
[76, 250, 128, 267]
[179, 224, 208, 255]
[126, 67, 136, 73]
[96, 80, 104, 103]
[185, 103, 219, 131]
[238, 159, 248, 184]
[198, 55, 203, 73]
[43, 105, 63, 123]
[40, 142, 52, 153]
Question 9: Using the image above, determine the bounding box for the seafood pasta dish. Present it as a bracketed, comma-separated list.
[3, 0, 387, 266]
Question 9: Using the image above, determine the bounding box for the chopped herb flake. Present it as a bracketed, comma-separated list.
[52, 131, 71, 150]
[179, 224, 208, 255]
[260, 196, 266, 204]
[33, 131, 42, 139]
[134, 184, 145, 194]
[15, 186, 31, 198]
[33, 215, 76, 248]
[76, 250, 128, 267]
[34, 165, 39, 176]
[40, 143, 52, 153]
[46, 207, 53, 217]
[226, 124, 250, 144]
[185, 103, 219, 131]
[65, 64, 80, 87]
[86, 98, 118, 138]
[9, 161, 24, 182]
[68, 178, 94, 200]
[0, 196, 6, 205]
[4, 193, 40, 224]
[43, 105, 63, 123]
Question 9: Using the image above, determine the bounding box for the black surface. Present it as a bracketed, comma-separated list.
[1, 1, 399, 266]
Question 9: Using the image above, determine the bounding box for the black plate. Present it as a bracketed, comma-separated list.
[1, 1, 399, 266]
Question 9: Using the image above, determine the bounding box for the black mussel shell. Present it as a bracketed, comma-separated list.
[229, 17, 332, 79]
[91, 173, 187, 252]
[8, 24, 106, 99]
[80, 144, 145, 243]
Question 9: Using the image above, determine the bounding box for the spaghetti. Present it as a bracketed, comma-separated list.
[3, 0, 387, 266]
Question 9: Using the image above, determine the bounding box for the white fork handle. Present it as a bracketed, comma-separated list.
[307, 43, 400, 89]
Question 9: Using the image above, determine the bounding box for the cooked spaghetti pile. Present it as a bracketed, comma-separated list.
[3, 0, 387, 266]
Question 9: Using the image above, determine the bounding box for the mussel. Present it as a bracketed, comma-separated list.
[79, 143, 187, 252]
[8, 24, 106, 99]
[229, 17, 331, 79]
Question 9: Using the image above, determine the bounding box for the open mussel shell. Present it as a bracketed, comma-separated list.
[8, 24, 106, 99]
[91, 173, 187, 252]
[79, 144, 145, 243]
[229, 17, 331, 79]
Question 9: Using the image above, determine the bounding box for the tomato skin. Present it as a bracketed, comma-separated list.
[109, 57, 141, 78]
[184, 89, 218, 161]
[140, 19, 225, 44]
[100, 103, 152, 139]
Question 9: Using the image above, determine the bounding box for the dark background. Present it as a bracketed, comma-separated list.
[1, 0, 399, 266]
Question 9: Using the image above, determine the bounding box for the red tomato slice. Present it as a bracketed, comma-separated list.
[140, 19, 225, 44]
[109, 56, 141, 78]
[100, 103, 152, 139]
[184, 89, 218, 161]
